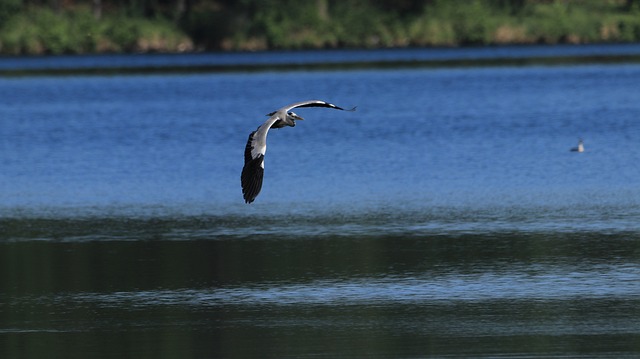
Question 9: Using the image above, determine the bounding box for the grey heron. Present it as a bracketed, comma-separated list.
[241, 100, 355, 203]
[570, 139, 584, 152]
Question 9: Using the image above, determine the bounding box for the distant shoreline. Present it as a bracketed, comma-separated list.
[2, 43, 640, 76]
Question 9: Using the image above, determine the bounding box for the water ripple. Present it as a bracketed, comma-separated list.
[46, 263, 639, 308]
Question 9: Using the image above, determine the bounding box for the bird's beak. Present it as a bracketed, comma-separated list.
[293, 114, 304, 121]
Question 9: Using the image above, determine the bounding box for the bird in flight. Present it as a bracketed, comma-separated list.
[241, 100, 355, 203]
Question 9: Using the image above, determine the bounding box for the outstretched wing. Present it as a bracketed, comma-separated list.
[287, 100, 356, 112]
[241, 130, 264, 204]
[266, 100, 356, 116]
[240, 113, 283, 204]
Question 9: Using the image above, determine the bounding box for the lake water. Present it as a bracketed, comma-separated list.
[1, 46, 640, 358]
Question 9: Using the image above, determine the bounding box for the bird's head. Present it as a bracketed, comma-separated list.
[286, 111, 304, 124]
[266, 110, 304, 127]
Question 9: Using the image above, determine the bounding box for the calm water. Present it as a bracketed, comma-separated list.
[3, 43, 640, 73]
[1, 46, 640, 358]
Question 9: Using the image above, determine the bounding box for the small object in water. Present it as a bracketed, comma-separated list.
[241, 100, 356, 204]
[570, 139, 584, 153]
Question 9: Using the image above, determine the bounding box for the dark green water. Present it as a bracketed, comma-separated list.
[2, 215, 639, 358]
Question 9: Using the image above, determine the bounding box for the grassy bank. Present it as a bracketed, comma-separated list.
[1, 1, 640, 55]
[0, 6, 192, 55]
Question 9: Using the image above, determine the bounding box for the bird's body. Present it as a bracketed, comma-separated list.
[570, 139, 584, 153]
[241, 100, 354, 203]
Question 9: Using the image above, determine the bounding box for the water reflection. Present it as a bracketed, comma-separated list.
[2, 201, 640, 242]
[42, 262, 636, 308]
[2, 228, 639, 358]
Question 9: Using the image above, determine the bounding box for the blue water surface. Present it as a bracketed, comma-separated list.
[2, 61, 640, 226]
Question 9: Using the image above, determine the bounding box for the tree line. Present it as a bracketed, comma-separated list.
[1, 0, 640, 55]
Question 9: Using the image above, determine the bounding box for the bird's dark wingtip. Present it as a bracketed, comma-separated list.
[241, 154, 264, 204]
[330, 104, 356, 112]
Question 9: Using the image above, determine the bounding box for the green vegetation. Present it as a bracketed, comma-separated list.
[1, 0, 640, 55]
[0, 6, 192, 54]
